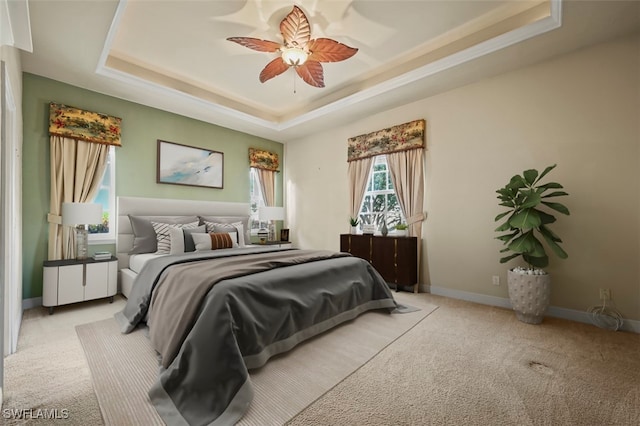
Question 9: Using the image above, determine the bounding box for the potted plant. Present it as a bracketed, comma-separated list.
[395, 223, 408, 236]
[349, 217, 359, 234]
[494, 164, 570, 324]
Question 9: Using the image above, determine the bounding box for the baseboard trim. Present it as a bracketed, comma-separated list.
[428, 285, 639, 334]
[22, 287, 639, 333]
[22, 297, 42, 310]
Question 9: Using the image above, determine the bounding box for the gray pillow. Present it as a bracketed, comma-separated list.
[128, 215, 199, 254]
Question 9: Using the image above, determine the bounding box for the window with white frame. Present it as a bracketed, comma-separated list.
[88, 146, 115, 243]
[249, 168, 267, 234]
[358, 155, 405, 231]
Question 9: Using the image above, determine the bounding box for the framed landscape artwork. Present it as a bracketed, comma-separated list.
[157, 140, 224, 189]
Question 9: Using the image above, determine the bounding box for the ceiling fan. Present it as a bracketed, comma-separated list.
[227, 5, 358, 88]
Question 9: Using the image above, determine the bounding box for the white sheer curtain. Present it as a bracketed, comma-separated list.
[386, 149, 424, 238]
[387, 148, 425, 293]
[47, 136, 108, 260]
[255, 168, 276, 207]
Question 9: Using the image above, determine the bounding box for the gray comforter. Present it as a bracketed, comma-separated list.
[115, 247, 397, 425]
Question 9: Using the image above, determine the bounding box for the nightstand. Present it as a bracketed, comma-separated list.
[43, 256, 118, 314]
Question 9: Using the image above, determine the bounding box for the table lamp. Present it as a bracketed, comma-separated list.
[62, 202, 102, 260]
[258, 206, 285, 242]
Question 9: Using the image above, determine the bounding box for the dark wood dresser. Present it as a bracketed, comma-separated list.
[340, 234, 418, 291]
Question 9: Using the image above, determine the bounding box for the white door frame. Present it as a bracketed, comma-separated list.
[1, 60, 21, 356]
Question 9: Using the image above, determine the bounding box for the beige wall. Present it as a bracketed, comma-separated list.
[285, 33, 640, 322]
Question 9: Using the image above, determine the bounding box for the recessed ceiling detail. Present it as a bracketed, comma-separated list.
[96, 0, 559, 131]
[27, 1, 640, 142]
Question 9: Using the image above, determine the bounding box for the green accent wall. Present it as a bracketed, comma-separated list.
[22, 73, 283, 300]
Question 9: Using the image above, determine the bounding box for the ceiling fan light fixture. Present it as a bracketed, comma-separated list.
[281, 47, 308, 66]
[227, 6, 358, 88]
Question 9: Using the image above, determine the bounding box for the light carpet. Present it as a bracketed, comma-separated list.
[287, 296, 640, 426]
[76, 292, 437, 425]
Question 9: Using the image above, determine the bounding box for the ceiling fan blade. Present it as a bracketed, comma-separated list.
[227, 37, 282, 53]
[307, 38, 358, 62]
[259, 57, 290, 83]
[295, 61, 325, 88]
[280, 6, 311, 48]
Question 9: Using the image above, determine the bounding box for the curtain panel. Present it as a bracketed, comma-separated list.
[47, 103, 120, 260]
[347, 119, 425, 162]
[347, 157, 374, 221]
[49, 102, 122, 147]
[249, 148, 278, 207]
[48, 136, 109, 259]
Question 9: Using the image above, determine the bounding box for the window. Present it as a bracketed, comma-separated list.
[88, 146, 115, 243]
[249, 168, 267, 234]
[358, 155, 405, 231]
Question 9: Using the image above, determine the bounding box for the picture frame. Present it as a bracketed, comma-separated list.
[280, 228, 289, 242]
[157, 140, 224, 189]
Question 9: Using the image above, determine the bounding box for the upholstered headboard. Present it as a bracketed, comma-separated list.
[116, 196, 250, 271]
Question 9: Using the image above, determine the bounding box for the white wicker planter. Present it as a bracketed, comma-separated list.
[507, 269, 551, 324]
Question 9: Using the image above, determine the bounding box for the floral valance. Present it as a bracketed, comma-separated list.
[249, 148, 279, 171]
[347, 119, 425, 162]
[49, 103, 122, 147]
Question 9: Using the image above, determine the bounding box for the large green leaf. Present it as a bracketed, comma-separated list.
[500, 253, 521, 264]
[539, 224, 562, 242]
[541, 201, 570, 215]
[535, 164, 556, 184]
[508, 232, 545, 256]
[520, 192, 541, 209]
[496, 230, 519, 243]
[535, 209, 556, 224]
[494, 220, 513, 232]
[507, 232, 534, 253]
[509, 209, 541, 230]
[523, 169, 538, 185]
[528, 234, 546, 257]
[499, 201, 515, 208]
[540, 227, 568, 259]
[542, 191, 569, 198]
[537, 182, 563, 192]
[494, 211, 511, 222]
[507, 175, 526, 190]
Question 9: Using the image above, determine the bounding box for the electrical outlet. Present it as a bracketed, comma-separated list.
[599, 288, 611, 300]
[492, 275, 500, 286]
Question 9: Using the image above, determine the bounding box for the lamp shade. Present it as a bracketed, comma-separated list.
[62, 202, 103, 226]
[258, 206, 285, 221]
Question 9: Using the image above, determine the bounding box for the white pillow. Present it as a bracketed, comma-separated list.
[203, 221, 246, 247]
[151, 221, 199, 254]
[169, 225, 206, 254]
[192, 232, 239, 251]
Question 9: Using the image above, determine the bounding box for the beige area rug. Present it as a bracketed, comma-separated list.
[76, 293, 437, 425]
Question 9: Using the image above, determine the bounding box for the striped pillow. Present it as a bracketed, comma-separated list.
[151, 221, 199, 254]
[192, 232, 235, 251]
[203, 221, 245, 246]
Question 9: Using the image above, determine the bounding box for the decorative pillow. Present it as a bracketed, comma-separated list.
[199, 216, 249, 246]
[192, 232, 236, 251]
[169, 225, 206, 254]
[151, 221, 199, 254]
[202, 221, 246, 247]
[128, 215, 199, 254]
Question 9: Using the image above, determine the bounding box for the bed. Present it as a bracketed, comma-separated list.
[114, 196, 398, 425]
